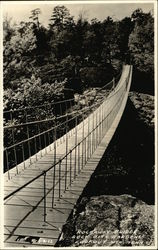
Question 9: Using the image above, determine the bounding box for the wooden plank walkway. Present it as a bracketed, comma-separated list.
[3, 65, 132, 248]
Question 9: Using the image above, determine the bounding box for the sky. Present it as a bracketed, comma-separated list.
[2, 1, 154, 27]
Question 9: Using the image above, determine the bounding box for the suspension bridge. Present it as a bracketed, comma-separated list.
[3, 64, 132, 247]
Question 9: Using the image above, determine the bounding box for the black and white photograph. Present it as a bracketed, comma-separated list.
[1, 0, 157, 248]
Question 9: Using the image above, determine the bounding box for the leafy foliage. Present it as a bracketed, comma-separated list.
[29, 8, 41, 28]
[3, 6, 154, 172]
[49, 5, 74, 31]
[3, 21, 37, 89]
[3, 6, 154, 116]
[4, 75, 66, 111]
[129, 9, 154, 78]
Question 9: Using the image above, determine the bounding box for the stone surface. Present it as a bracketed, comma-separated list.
[57, 195, 154, 247]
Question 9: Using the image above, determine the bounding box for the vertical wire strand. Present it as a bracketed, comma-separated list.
[92, 111, 94, 154]
[70, 150, 72, 186]
[5, 149, 10, 180]
[12, 127, 18, 174]
[44, 131, 47, 154]
[26, 123, 31, 165]
[87, 115, 90, 160]
[38, 124, 42, 158]
[78, 143, 80, 174]
[58, 160, 61, 199]
[65, 114, 68, 190]
[34, 126, 37, 161]
[22, 142, 25, 169]
[43, 171, 47, 222]
[52, 126, 57, 208]
[74, 116, 77, 176]
[82, 113, 84, 169]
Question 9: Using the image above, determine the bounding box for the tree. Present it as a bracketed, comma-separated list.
[101, 17, 120, 64]
[3, 22, 37, 88]
[88, 18, 103, 64]
[29, 8, 41, 28]
[74, 14, 89, 61]
[118, 17, 134, 62]
[3, 14, 15, 42]
[49, 6, 74, 32]
[48, 6, 75, 59]
[129, 9, 154, 78]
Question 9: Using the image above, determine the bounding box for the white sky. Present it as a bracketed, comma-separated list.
[2, 1, 154, 27]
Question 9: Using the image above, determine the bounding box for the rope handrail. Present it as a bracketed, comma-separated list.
[3, 69, 122, 115]
[3, 74, 120, 130]
[3, 66, 127, 179]
[3, 68, 126, 168]
[4, 77, 127, 171]
[3, 114, 78, 151]
[3, 98, 74, 114]
[4, 117, 94, 200]
[4, 65, 132, 235]
[4, 99, 100, 130]
[4, 71, 129, 201]
[3, 74, 124, 171]
[99, 73, 129, 100]
[3, 103, 98, 152]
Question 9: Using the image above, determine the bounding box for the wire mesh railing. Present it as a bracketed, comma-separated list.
[4, 65, 132, 228]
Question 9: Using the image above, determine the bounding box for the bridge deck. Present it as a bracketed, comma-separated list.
[3, 65, 132, 247]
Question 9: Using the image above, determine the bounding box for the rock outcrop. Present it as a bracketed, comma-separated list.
[57, 195, 154, 247]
